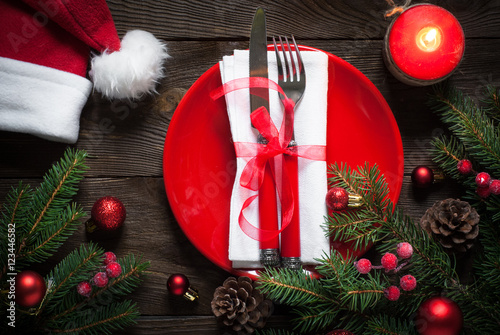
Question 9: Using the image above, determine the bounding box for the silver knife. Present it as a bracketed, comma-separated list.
[249, 8, 280, 267]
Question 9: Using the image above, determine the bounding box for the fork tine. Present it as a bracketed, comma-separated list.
[278, 36, 290, 82]
[284, 36, 298, 82]
[272, 36, 284, 82]
[291, 35, 304, 81]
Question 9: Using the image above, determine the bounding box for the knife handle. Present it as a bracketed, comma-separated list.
[259, 160, 280, 267]
[281, 154, 301, 270]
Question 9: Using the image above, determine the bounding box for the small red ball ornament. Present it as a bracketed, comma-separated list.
[15, 270, 47, 307]
[381, 253, 398, 271]
[326, 330, 355, 335]
[86, 196, 126, 232]
[475, 172, 491, 188]
[457, 159, 472, 175]
[326, 187, 349, 211]
[415, 296, 463, 335]
[384, 286, 400, 301]
[411, 166, 434, 188]
[490, 179, 500, 195]
[167, 273, 199, 301]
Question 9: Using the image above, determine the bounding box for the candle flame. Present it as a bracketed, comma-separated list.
[416, 27, 442, 52]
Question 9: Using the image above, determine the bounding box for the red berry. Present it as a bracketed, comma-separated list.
[381, 253, 398, 271]
[105, 262, 122, 278]
[400, 274, 417, 291]
[355, 258, 372, 274]
[476, 172, 491, 188]
[384, 286, 400, 301]
[397, 242, 413, 259]
[490, 179, 500, 195]
[77, 281, 92, 297]
[476, 186, 491, 198]
[103, 251, 117, 265]
[326, 187, 349, 211]
[457, 159, 472, 175]
[93, 272, 108, 287]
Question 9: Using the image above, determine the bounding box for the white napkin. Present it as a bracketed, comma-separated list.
[220, 49, 329, 268]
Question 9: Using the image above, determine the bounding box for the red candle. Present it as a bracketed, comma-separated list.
[383, 4, 465, 86]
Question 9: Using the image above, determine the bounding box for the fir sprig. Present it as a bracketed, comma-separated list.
[15, 148, 88, 268]
[45, 300, 140, 335]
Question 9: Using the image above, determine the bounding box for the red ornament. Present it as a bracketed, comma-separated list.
[397, 242, 413, 259]
[476, 186, 491, 198]
[457, 159, 472, 175]
[103, 251, 117, 265]
[411, 166, 434, 188]
[415, 296, 463, 335]
[326, 187, 349, 211]
[167, 273, 199, 301]
[400, 274, 417, 291]
[384, 286, 400, 301]
[326, 330, 355, 335]
[86, 196, 126, 232]
[355, 258, 372, 274]
[93, 272, 108, 287]
[490, 179, 500, 195]
[105, 262, 122, 278]
[381, 253, 398, 271]
[77, 281, 92, 297]
[167, 273, 190, 296]
[15, 270, 47, 307]
[475, 172, 491, 188]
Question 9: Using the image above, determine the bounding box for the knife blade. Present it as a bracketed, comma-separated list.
[249, 8, 280, 267]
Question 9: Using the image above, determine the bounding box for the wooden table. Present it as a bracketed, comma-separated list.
[1, 0, 499, 333]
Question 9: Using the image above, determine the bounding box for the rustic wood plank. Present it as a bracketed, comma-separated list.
[1, 39, 498, 178]
[107, 0, 500, 40]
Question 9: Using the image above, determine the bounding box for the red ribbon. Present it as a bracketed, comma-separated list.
[211, 77, 326, 241]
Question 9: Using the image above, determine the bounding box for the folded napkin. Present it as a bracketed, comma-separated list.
[220, 49, 329, 268]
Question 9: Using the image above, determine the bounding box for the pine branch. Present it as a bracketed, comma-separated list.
[364, 314, 418, 335]
[0, 182, 32, 280]
[482, 85, 500, 123]
[45, 300, 139, 335]
[40, 242, 105, 316]
[430, 85, 500, 175]
[16, 148, 88, 264]
[258, 267, 335, 306]
[49, 254, 150, 320]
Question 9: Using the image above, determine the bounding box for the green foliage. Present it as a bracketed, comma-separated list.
[0, 148, 148, 334]
[258, 155, 500, 333]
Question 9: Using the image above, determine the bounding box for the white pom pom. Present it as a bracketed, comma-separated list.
[90, 30, 169, 99]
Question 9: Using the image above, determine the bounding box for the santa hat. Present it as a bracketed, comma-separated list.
[0, 0, 169, 143]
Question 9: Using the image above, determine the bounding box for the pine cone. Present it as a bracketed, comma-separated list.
[420, 198, 480, 254]
[211, 276, 273, 334]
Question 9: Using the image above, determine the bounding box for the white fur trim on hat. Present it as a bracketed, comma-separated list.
[0, 57, 92, 143]
[90, 30, 170, 100]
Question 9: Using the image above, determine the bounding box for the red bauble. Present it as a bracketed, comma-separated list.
[105, 262, 122, 278]
[87, 196, 126, 232]
[167, 273, 190, 296]
[457, 159, 472, 175]
[381, 253, 398, 271]
[411, 166, 434, 188]
[415, 296, 463, 335]
[326, 187, 349, 211]
[15, 270, 47, 307]
[326, 330, 355, 335]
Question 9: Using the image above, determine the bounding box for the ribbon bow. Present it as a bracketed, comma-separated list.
[211, 77, 326, 241]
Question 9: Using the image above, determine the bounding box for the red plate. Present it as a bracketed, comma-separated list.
[163, 46, 404, 277]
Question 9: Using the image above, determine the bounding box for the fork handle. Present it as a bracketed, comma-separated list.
[281, 154, 301, 269]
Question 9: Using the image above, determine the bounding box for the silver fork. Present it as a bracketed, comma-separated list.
[273, 35, 305, 270]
